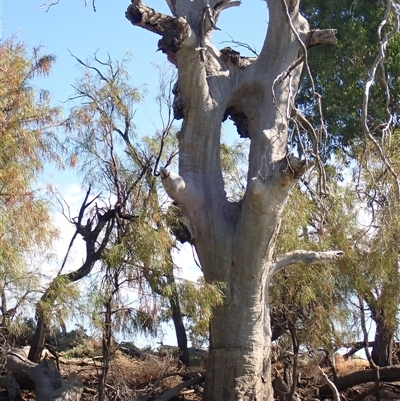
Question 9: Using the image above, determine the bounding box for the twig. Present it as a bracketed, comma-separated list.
[37, 0, 60, 12]
[220, 34, 259, 56]
[318, 367, 340, 401]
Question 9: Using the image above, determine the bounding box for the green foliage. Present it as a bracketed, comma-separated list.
[61, 338, 103, 359]
[0, 39, 61, 336]
[274, 148, 400, 359]
[271, 186, 352, 352]
[0, 39, 60, 253]
[178, 277, 226, 348]
[299, 0, 400, 153]
[161, 277, 225, 348]
[220, 140, 248, 201]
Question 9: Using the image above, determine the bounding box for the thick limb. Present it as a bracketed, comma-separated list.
[269, 250, 344, 280]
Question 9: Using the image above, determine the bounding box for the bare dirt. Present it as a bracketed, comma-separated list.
[7, 349, 400, 400]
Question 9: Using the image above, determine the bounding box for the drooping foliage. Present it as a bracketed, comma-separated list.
[279, 0, 400, 369]
[0, 39, 61, 340]
[63, 53, 226, 374]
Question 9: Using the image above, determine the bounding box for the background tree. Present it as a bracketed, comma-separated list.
[299, 0, 400, 153]
[336, 144, 400, 368]
[58, 54, 227, 399]
[0, 39, 61, 350]
[270, 185, 351, 388]
[298, 0, 400, 368]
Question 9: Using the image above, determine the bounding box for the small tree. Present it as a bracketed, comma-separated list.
[0, 39, 60, 347]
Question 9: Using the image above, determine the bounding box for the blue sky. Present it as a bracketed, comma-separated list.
[3, 0, 268, 181]
[1, 0, 270, 211]
[2, 0, 269, 345]
[3, 0, 268, 111]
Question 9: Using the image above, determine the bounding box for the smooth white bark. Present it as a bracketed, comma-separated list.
[269, 250, 345, 280]
[126, 1, 340, 400]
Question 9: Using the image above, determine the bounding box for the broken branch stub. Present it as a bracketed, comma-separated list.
[306, 29, 338, 47]
[125, 3, 192, 64]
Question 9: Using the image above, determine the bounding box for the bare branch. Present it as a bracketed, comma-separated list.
[136, 373, 192, 401]
[215, 1, 241, 11]
[269, 250, 344, 279]
[318, 367, 340, 401]
[125, 3, 193, 64]
[152, 376, 204, 401]
[293, 108, 327, 194]
[220, 34, 259, 56]
[69, 52, 109, 82]
[160, 168, 186, 200]
[37, 0, 60, 12]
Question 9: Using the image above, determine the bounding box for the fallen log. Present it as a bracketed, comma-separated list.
[5, 347, 83, 401]
[153, 376, 204, 401]
[320, 365, 400, 398]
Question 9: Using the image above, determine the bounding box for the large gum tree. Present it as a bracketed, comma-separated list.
[126, 1, 341, 399]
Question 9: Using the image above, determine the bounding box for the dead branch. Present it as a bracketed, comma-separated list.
[135, 373, 204, 401]
[318, 367, 340, 401]
[320, 365, 400, 397]
[269, 250, 344, 279]
[152, 375, 204, 401]
[306, 29, 338, 47]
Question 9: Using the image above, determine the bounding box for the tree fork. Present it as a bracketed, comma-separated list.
[126, 1, 339, 399]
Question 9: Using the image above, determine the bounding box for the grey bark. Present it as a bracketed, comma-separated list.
[126, 1, 338, 400]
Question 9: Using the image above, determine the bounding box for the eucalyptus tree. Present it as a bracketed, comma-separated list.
[125, 1, 342, 399]
[299, 0, 400, 152]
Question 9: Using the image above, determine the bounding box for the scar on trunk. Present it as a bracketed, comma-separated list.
[220, 47, 255, 68]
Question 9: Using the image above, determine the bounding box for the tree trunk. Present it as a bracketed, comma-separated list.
[126, 1, 338, 399]
[206, 300, 273, 399]
[28, 191, 118, 362]
[28, 315, 49, 363]
[98, 300, 112, 401]
[371, 317, 395, 367]
[144, 259, 190, 365]
[364, 290, 397, 367]
[168, 276, 190, 366]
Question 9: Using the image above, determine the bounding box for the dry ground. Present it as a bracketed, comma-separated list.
[5, 347, 400, 400]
